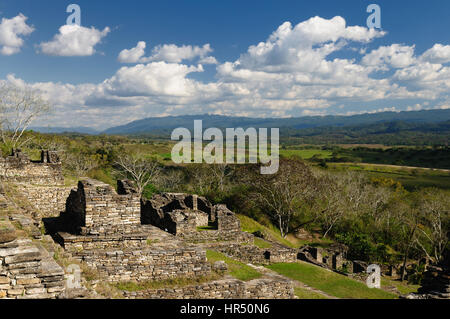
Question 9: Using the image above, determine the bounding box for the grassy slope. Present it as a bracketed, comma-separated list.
[267, 262, 397, 299]
[294, 287, 329, 299]
[237, 214, 299, 248]
[206, 250, 262, 281]
[237, 214, 333, 249]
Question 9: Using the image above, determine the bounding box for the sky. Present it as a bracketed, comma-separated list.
[0, 0, 449, 130]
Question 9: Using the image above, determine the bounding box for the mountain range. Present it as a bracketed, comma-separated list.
[31, 109, 450, 137]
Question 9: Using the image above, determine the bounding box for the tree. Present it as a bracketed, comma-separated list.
[415, 189, 450, 264]
[63, 152, 101, 177]
[114, 152, 161, 197]
[0, 84, 51, 151]
[247, 159, 317, 238]
[315, 171, 371, 238]
[396, 201, 422, 282]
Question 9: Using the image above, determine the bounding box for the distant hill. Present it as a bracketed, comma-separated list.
[30, 126, 100, 135]
[102, 109, 450, 135]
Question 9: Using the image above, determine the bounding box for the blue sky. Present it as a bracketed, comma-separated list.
[0, 0, 449, 129]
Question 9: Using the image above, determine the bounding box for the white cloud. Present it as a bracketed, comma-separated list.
[102, 61, 205, 97]
[118, 41, 146, 63]
[362, 44, 416, 70]
[146, 43, 213, 63]
[230, 16, 384, 74]
[118, 42, 217, 64]
[0, 14, 34, 55]
[3, 15, 450, 129]
[420, 44, 450, 64]
[38, 24, 110, 56]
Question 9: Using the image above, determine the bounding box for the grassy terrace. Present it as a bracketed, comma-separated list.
[294, 287, 329, 299]
[237, 214, 333, 249]
[267, 262, 398, 299]
[206, 250, 262, 281]
[327, 162, 450, 190]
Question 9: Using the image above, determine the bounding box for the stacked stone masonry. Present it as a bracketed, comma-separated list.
[0, 235, 65, 299]
[63, 179, 141, 236]
[16, 184, 72, 217]
[0, 150, 63, 185]
[122, 276, 294, 299]
[141, 192, 249, 243]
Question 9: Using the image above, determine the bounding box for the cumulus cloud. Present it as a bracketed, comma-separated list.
[420, 44, 450, 64]
[228, 16, 384, 74]
[38, 24, 110, 56]
[118, 41, 146, 63]
[102, 61, 205, 97]
[0, 14, 34, 55]
[118, 41, 217, 64]
[362, 44, 416, 70]
[4, 15, 450, 129]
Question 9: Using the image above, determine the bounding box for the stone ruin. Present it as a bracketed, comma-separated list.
[0, 150, 296, 299]
[43, 179, 211, 282]
[0, 149, 63, 185]
[409, 251, 450, 299]
[61, 179, 141, 236]
[141, 193, 248, 242]
[0, 219, 65, 299]
[298, 245, 357, 274]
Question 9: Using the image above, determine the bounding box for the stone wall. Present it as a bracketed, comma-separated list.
[55, 232, 149, 252]
[215, 204, 241, 232]
[141, 192, 243, 241]
[16, 184, 72, 217]
[0, 234, 65, 299]
[180, 230, 254, 244]
[211, 243, 297, 265]
[63, 179, 141, 235]
[122, 276, 294, 299]
[0, 150, 63, 185]
[72, 246, 211, 282]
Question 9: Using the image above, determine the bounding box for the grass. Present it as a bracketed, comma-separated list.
[280, 149, 333, 160]
[237, 214, 332, 249]
[254, 237, 273, 249]
[267, 262, 398, 299]
[146, 239, 160, 245]
[381, 277, 420, 295]
[206, 250, 262, 281]
[237, 214, 297, 248]
[327, 162, 450, 190]
[197, 225, 217, 231]
[294, 287, 329, 299]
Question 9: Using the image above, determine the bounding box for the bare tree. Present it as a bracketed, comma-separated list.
[248, 159, 317, 238]
[314, 171, 370, 238]
[159, 168, 185, 192]
[114, 153, 161, 197]
[0, 84, 51, 151]
[396, 202, 422, 282]
[315, 172, 347, 238]
[210, 163, 233, 192]
[415, 189, 450, 264]
[186, 164, 218, 195]
[63, 153, 100, 177]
